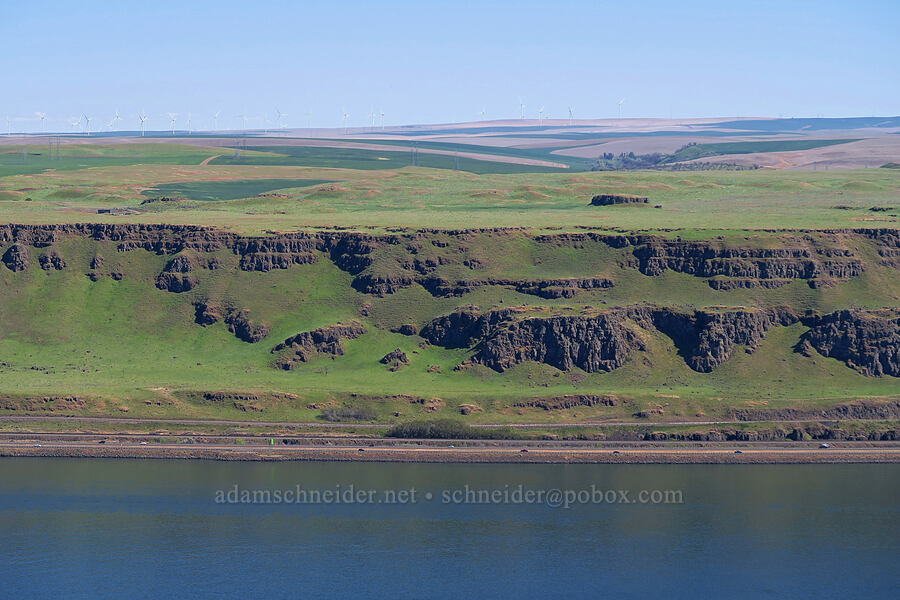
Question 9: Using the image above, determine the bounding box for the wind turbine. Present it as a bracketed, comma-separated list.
[70, 117, 81, 133]
[36, 112, 47, 132]
[369, 106, 376, 128]
[235, 112, 247, 130]
[4, 116, 10, 136]
[479, 106, 486, 121]
[568, 106, 574, 126]
[139, 112, 148, 136]
[341, 107, 350, 133]
[82, 114, 92, 136]
[275, 108, 286, 129]
[380, 109, 385, 130]
[186, 113, 192, 135]
[537, 106, 544, 126]
[617, 98, 625, 120]
[167, 113, 177, 135]
[109, 109, 122, 131]
[519, 100, 525, 120]
[213, 111, 220, 131]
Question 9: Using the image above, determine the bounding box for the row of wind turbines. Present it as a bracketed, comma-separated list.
[4, 100, 629, 136]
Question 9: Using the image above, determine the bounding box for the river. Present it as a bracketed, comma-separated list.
[1, 459, 897, 597]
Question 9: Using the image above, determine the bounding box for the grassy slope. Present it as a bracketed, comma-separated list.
[0, 142, 897, 424]
[0, 234, 896, 424]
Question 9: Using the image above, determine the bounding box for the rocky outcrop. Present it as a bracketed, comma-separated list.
[239, 252, 317, 271]
[708, 278, 791, 290]
[38, 251, 66, 271]
[637, 306, 798, 372]
[155, 253, 198, 292]
[729, 399, 900, 422]
[800, 310, 900, 376]
[423, 305, 798, 374]
[590, 194, 648, 206]
[467, 311, 646, 373]
[352, 273, 416, 296]
[2, 244, 29, 271]
[632, 240, 863, 282]
[192, 300, 221, 326]
[420, 307, 517, 349]
[514, 394, 620, 410]
[380, 348, 409, 371]
[224, 309, 269, 343]
[271, 322, 366, 369]
[417, 276, 613, 299]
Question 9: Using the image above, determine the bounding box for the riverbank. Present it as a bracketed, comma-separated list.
[4, 441, 900, 464]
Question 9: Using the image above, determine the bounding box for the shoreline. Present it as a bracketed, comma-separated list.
[4, 444, 900, 464]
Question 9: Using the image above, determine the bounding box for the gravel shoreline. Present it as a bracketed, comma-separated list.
[4, 446, 899, 464]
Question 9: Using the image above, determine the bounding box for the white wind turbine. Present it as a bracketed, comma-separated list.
[479, 106, 486, 121]
[380, 109, 385, 130]
[275, 108, 287, 129]
[83, 114, 92, 136]
[617, 98, 625, 120]
[110, 109, 122, 131]
[568, 106, 574, 126]
[369, 106, 376, 128]
[235, 112, 247, 130]
[36, 112, 47, 132]
[341, 107, 350, 132]
[167, 113, 177, 135]
[537, 106, 545, 126]
[186, 113, 193, 135]
[70, 117, 81, 133]
[139, 112, 148, 136]
[4, 116, 10, 136]
[212, 111, 220, 131]
[519, 99, 525, 120]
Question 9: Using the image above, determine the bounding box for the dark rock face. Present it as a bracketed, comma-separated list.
[90, 255, 104, 269]
[638, 306, 798, 372]
[2, 244, 29, 271]
[155, 253, 198, 292]
[420, 307, 516, 349]
[224, 309, 269, 343]
[632, 241, 863, 282]
[380, 348, 410, 371]
[417, 276, 613, 299]
[423, 305, 798, 374]
[155, 272, 197, 292]
[38, 251, 66, 271]
[590, 194, 649, 206]
[391, 324, 419, 336]
[470, 312, 646, 373]
[192, 300, 221, 326]
[239, 252, 317, 272]
[801, 310, 900, 376]
[352, 273, 416, 296]
[514, 394, 620, 410]
[708, 278, 791, 290]
[271, 322, 366, 369]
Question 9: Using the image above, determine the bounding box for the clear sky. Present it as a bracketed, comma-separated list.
[2, 0, 898, 132]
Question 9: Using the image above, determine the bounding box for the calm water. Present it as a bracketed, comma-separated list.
[0, 459, 897, 598]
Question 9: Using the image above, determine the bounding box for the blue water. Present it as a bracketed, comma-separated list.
[0, 459, 897, 598]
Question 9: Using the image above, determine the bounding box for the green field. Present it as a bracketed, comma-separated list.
[143, 178, 333, 202]
[0, 142, 897, 233]
[664, 139, 858, 163]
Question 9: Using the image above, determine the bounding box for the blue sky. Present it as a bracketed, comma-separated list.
[2, 0, 898, 131]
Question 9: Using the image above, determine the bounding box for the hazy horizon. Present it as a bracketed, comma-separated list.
[3, 0, 898, 132]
